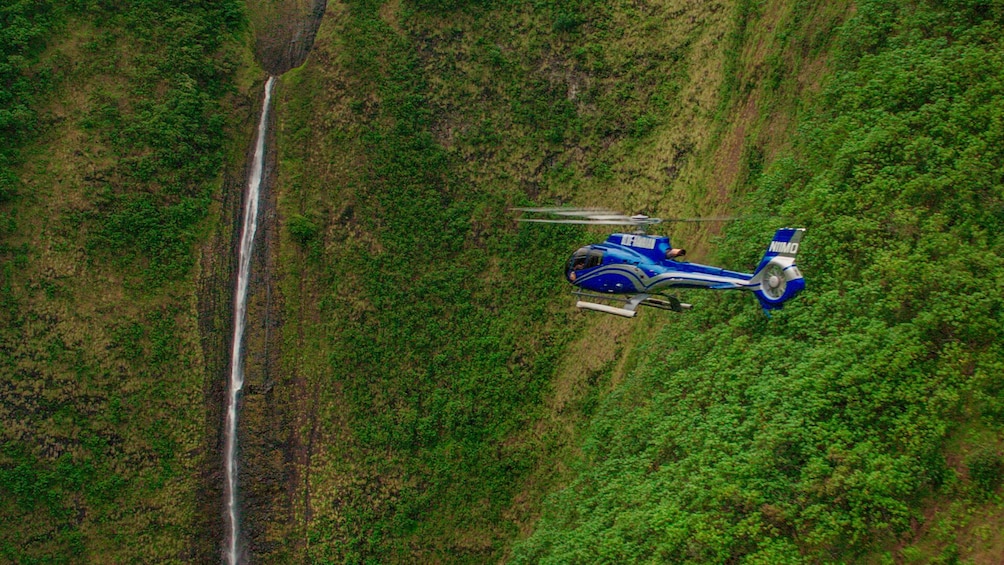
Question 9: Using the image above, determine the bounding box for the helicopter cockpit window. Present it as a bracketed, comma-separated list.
[567, 247, 604, 277]
[568, 248, 590, 272]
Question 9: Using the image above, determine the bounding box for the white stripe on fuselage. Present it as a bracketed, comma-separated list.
[576, 265, 754, 292]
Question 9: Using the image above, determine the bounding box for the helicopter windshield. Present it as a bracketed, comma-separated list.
[566, 247, 604, 281]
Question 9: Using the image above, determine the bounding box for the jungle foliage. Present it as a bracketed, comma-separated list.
[0, 0, 245, 562]
[276, 1, 592, 560]
[271, 0, 733, 559]
[0, 1, 59, 211]
[3, 0, 1004, 562]
[513, 1, 1004, 562]
[77, 0, 244, 287]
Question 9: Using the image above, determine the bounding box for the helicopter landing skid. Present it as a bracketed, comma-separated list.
[572, 291, 691, 317]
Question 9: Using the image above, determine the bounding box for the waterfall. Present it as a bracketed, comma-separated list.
[224, 75, 275, 565]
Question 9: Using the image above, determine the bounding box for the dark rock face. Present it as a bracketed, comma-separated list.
[195, 101, 254, 562]
[234, 103, 301, 561]
[230, 3, 329, 557]
[254, 0, 328, 75]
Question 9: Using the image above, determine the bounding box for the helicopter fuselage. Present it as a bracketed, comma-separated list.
[516, 207, 805, 315]
[566, 233, 758, 294]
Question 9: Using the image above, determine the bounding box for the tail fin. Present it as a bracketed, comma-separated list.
[751, 228, 806, 311]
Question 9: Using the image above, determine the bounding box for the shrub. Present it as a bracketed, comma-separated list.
[967, 448, 1003, 495]
[287, 213, 320, 246]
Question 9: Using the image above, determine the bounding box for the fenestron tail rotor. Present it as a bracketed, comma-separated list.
[514, 207, 736, 234]
[759, 262, 788, 300]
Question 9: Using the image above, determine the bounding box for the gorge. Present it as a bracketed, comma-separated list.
[1, 1, 1003, 563]
[225, 74, 274, 565]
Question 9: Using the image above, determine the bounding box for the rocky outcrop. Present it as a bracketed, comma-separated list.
[195, 103, 254, 562]
[252, 0, 328, 76]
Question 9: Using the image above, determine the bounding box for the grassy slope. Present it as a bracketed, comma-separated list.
[0, 2, 252, 561]
[279, 0, 1004, 562]
[271, 0, 851, 561]
[271, 0, 782, 561]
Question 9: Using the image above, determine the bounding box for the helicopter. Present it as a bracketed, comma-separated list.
[517, 207, 806, 317]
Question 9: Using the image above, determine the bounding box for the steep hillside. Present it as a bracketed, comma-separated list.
[269, 0, 757, 560]
[0, 1, 254, 561]
[273, 0, 1004, 562]
[514, 1, 1004, 562]
[2, 0, 1003, 563]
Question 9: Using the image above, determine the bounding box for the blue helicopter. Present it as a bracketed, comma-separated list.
[518, 208, 806, 317]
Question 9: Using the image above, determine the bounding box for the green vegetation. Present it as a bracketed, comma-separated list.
[276, 3, 584, 561]
[514, 1, 1004, 562]
[0, 1, 60, 211]
[0, 0, 247, 561]
[78, 1, 243, 287]
[272, 0, 741, 560]
[3, 0, 1004, 562]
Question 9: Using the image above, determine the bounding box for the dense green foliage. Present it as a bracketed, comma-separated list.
[514, 1, 1004, 562]
[279, 1, 591, 560]
[0, 1, 245, 561]
[77, 0, 243, 286]
[0, 1, 60, 208]
[272, 0, 751, 559]
[5, 0, 1004, 561]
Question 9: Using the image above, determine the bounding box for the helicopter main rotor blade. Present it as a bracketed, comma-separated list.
[513, 207, 635, 221]
[517, 218, 653, 225]
[514, 207, 738, 226]
[513, 207, 618, 215]
[660, 217, 738, 222]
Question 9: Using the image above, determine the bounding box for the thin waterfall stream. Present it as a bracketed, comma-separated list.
[224, 75, 275, 565]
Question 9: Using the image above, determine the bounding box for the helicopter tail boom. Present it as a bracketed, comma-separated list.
[749, 228, 806, 311]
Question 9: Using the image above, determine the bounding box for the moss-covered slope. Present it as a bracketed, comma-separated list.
[3, 0, 1003, 563]
[515, 1, 1004, 562]
[0, 1, 252, 561]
